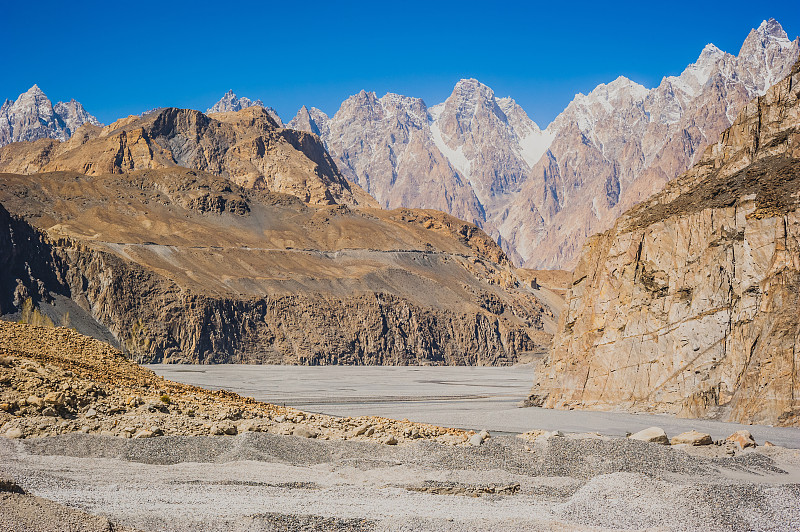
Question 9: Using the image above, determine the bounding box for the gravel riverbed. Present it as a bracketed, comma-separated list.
[2, 432, 799, 531]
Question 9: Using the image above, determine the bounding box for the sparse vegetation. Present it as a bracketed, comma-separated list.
[18, 298, 55, 328]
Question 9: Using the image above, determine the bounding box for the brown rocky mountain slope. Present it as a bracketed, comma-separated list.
[528, 60, 800, 427]
[0, 106, 375, 208]
[0, 167, 552, 365]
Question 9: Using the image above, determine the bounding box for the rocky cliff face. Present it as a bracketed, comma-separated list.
[290, 19, 798, 269]
[0, 106, 375, 208]
[303, 90, 488, 234]
[207, 90, 283, 126]
[510, 19, 800, 269]
[0, 168, 552, 365]
[528, 60, 800, 427]
[0, 86, 100, 147]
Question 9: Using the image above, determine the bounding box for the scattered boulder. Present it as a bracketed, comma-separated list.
[85, 408, 97, 419]
[210, 422, 237, 436]
[3, 427, 23, 439]
[468, 433, 484, 447]
[0, 476, 24, 494]
[353, 423, 370, 436]
[629, 427, 669, 445]
[132, 429, 154, 439]
[469, 430, 491, 447]
[726, 430, 756, 449]
[293, 426, 317, 439]
[26, 396, 43, 408]
[43, 392, 64, 406]
[670, 430, 713, 446]
[384, 435, 398, 445]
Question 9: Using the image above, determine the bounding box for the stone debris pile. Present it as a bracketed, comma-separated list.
[0, 321, 474, 446]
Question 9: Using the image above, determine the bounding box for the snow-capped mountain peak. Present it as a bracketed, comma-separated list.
[0, 85, 100, 146]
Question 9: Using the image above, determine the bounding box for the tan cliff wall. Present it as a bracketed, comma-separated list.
[529, 61, 800, 426]
[0, 212, 540, 365]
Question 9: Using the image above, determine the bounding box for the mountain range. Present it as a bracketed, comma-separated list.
[2, 19, 797, 272]
[0, 106, 556, 365]
[283, 18, 799, 268]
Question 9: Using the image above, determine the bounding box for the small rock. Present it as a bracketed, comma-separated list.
[468, 433, 484, 447]
[670, 430, 713, 446]
[43, 392, 65, 406]
[364, 427, 375, 437]
[293, 426, 317, 438]
[274, 415, 286, 423]
[353, 423, 370, 436]
[384, 435, 398, 445]
[764, 441, 775, 447]
[79, 426, 90, 433]
[726, 430, 756, 449]
[0, 476, 25, 494]
[41, 406, 57, 417]
[26, 396, 43, 408]
[132, 429, 154, 439]
[85, 408, 97, 419]
[0, 403, 13, 412]
[629, 427, 669, 445]
[4, 427, 23, 439]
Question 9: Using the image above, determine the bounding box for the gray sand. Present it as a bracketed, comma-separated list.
[2, 433, 799, 531]
[148, 364, 800, 448]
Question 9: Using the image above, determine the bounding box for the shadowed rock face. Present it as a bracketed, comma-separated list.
[0, 106, 376, 208]
[0, 168, 552, 365]
[529, 60, 800, 427]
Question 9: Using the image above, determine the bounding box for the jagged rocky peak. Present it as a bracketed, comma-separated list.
[207, 89, 283, 126]
[287, 105, 330, 138]
[0, 85, 100, 147]
[737, 18, 800, 91]
[0, 105, 375, 208]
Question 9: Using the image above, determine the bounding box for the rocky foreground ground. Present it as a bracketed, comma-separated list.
[1, 320, 800, 531]
[0, 320, 471, 445]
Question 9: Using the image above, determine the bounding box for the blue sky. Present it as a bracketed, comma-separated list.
[3, 1, 799, 127]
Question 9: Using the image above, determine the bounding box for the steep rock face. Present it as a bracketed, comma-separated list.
[0, 168, 552, 365]
[429, 80, 552, 209]
[319, 91, 487, 230]
[207, 90, 283, 126]
[287, 105, 329, 138]
[0, 86, 100, 147]
[291, 20, 798, 269]
[529, 61, 800, 426]
[0, 106, 375, 208]
[503, 19, 800, 269]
